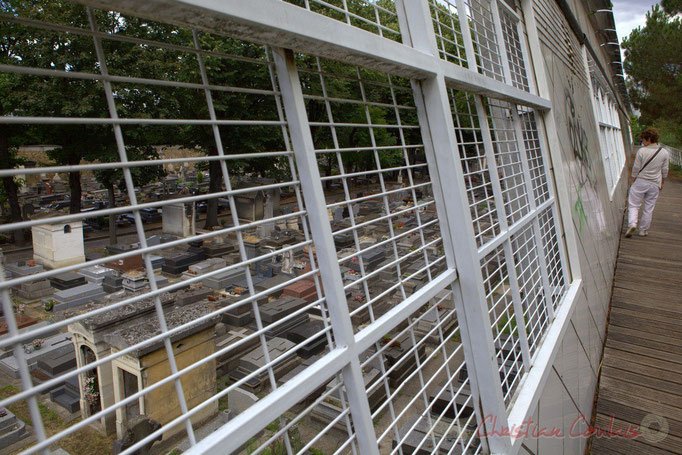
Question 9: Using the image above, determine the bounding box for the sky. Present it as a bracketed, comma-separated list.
[612, 0, 660, 44]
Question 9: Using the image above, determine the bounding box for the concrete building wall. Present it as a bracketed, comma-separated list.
[140, 328, 218, 440]
[525, 0, 631, 453]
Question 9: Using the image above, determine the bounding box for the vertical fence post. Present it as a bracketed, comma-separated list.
[271, 47, 380, 455]
[396, 0, 512, 452]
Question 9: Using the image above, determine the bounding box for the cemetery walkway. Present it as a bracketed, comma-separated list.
[591, 176, 682, 454]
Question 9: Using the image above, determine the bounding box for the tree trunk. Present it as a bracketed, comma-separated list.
[0, 126, 24, 246]
[107, 184, 117, 245]
[69, 170, 82, 214]
[204, 149, 221, 229]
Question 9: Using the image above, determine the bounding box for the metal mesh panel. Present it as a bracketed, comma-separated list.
[485, 99, 530, 227]
[448, 90, 501, 248]
[428, 0, 469, 68]
[283, 0, 401, 41]
[538, 207, 565, 312]
[510, 224, 548, 356]
[499, 8, 530, 92]
[466, 0, 505, 82]
[480, 246, 525, 404]
[297, 56, 448, 334]
[362, 287, 482, 454]
[518, 107, 550, 206]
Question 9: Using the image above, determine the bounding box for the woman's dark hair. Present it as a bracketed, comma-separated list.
[639, 128, 659, 143]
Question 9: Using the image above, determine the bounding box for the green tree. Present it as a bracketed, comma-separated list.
[93, 145, 166, 245]
[622, 4, 682, 146]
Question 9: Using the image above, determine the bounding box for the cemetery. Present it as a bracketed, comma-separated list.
[0, 165, 460, 453]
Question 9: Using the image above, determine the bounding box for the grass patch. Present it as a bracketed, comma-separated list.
[0, 385, 116, 454]
[669, 163, 682, 180]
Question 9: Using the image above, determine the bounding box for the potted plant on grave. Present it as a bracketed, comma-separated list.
[44, 300, 56, 312]
[32, 339, 44, 350]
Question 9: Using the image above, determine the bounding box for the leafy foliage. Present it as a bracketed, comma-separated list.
[622, 5, 682, 147]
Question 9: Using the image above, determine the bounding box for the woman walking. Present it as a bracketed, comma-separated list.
[626, 128, 670, 237]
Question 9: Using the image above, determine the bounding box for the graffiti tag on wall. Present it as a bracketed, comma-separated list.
[564, 78, 592, 232]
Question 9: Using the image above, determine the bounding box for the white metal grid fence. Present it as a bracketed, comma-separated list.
[0, 0, 572, 454]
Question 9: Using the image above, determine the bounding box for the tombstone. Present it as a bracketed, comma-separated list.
[348, 248, 386, 273]
[31, 221, 86, 269]
[333, 207, 345, 223]
[0, 408, 29, 450]
[227, 387, 259, 416]
[50, 271, 87, 290]
[242, 236, 261, 260]
[161, 250, 204, 276]
[162, 202, 195, 237]
[112, 417, 162, 455]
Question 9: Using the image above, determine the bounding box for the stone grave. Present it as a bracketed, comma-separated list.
[253, 275, 292, 299]
[227, 387, 258, 416]
[49, 375, 80, 413]
[222, 300, 254, 327]
[78, 265, 116, 285]
[34, 344, 76, 390]
[228, 337, 300, 392]
[258, 296, 309, 339]
[31, 221, 86, 269]
[428, 380, 474, 421]
[6, 262, 53, 301]
[175, 287, 213, 307]
[203, 267, 246, 290]
[348, 249, 386, 273]
[0, 333, 73, 378]
[0, 321, 49, 353]
[181, 258, 226, 281]
[0, 314, 38, 336]
[161, 250, 205, 276]
[281, 280, 317, 304]
[102, 274, 124, 293]
[104, 255, 144, 274]
[286, 320, 327, 358]
[52, 282, 106, 311]
[0, 408, 29, 450]
[122, 271, 147, 292]
[202, 233, 236, 258]
[215, 327, 258, 375]
[381, 335, 427, 388]
[49, 271, 86, 290]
